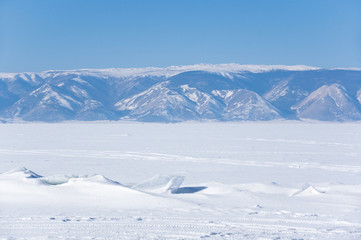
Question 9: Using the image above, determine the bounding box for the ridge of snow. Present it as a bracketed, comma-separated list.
[0, 73, 18, 79]
[44, 64, 321, 77]
[330, 67, 361, 71]
[0, 64, 321, 80]
[4, 167, 42, 179]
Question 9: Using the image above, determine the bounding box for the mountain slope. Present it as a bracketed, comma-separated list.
[213, 89, 280, 120]
[1, 64, 361, 122]
[292, 84, 361, 121]
[115, 82, 198, 122]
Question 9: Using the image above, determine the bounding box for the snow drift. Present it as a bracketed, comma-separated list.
[0, 167, 191, 215]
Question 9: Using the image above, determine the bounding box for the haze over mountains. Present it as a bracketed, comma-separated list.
[0, 64, 361, 122]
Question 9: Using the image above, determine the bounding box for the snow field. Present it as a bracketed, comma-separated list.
[0, 122, 360, 239]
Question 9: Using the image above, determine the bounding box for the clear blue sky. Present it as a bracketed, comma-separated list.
[0, 0, 360, 72]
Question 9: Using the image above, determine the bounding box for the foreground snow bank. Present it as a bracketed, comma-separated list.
[1, 167, 360, 219]
[0, 167, 190, 215]
[1, 166, 361, 239]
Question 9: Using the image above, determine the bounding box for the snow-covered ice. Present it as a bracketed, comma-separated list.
[0, 122, 360, 239]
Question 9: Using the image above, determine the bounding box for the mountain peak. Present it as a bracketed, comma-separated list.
[292, 84, 361, 121]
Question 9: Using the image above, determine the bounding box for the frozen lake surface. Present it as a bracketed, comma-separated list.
[0, 122, 360, 239]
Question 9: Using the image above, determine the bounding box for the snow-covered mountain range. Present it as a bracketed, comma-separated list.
[1, 64, 361, 122]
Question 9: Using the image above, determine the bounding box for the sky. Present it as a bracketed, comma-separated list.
[0, 0, 360, 72]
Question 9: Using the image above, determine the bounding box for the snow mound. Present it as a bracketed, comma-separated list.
[292, 184, 324, 196]
[0, 168, 193, 215]
[1, 168, 120, 186]
[42, 174, 120, 185]
[134, 175, 185, 193]
[3, 167, 42, 179]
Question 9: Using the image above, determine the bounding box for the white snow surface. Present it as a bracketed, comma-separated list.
[0, 122, 361, 239]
